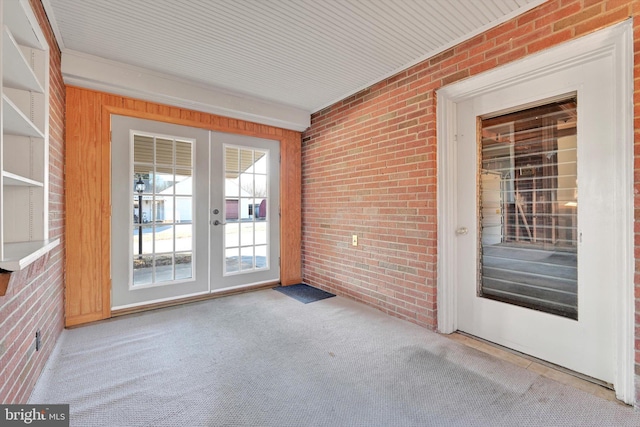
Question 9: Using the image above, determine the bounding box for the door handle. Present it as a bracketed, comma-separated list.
[455, 227, 468, 236]
[213, 220, 226, 226]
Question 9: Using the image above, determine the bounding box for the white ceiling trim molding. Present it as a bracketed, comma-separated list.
[61, 50, 310, 132]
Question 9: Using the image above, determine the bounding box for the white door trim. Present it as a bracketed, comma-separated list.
[436, 21, 634, 404]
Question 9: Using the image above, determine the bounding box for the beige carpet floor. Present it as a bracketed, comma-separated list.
[29, 289, 640, 426]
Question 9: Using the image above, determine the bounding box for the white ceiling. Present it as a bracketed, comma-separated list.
[43, 0, 545, 127]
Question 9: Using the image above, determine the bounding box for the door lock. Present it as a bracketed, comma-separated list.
[455, 227, 468, 236]
[213, 209, 220, 215]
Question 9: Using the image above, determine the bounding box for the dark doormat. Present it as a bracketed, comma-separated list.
[273, 283, 336, 304]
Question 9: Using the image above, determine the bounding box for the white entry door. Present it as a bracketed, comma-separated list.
[454, 41, 623, 385]
[111, 116, 280, 309]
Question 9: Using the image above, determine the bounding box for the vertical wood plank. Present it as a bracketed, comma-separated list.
[65, 88, 103, 325]
[280, 134, 302, 285]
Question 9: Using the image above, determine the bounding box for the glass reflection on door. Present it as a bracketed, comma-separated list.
[479, 96, 578, 319]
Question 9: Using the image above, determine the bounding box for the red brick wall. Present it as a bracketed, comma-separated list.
[0, 0, 65, 404]
[302, 0, 640, 396]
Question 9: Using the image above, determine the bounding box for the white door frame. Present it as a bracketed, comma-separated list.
[436, 21, 634, 404]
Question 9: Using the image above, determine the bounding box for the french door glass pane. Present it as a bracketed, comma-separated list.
[255, 245, 268, 269]
[156, 138, 173, 164]
[133, 255, 153, 286]
[255, 175, 267, 199]
[224, 144, 270, 275]
[254, 151, 267, 173]
[175, 224, 192, 251]
[155, 254, 174, 283]
[226, 248, 240, 273]
[140, 225, 153, 254]
[154, 195, 170, 222]
[175, 197, 192, 223]
[132, 133, 194, 286]
[155, 167, 173, 194]
[225, 222, 239, 247]
[133, 136, 153, 163]
[479, 96, 578, 319]
[175, 252, 193, 280]
[175, 171, 192, 195]
[240, 246, 254, 271]
[255, 222, 267, 245]
[154, 225, 174, 254]
[241, 222, 254, 246]
[175, 141, 192, 167]
[240, 175, 254, 196]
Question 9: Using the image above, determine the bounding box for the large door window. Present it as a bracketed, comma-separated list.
[224, 146, 270, 274]
[132, 133, 194, 286]
[479, 97, 578, 319]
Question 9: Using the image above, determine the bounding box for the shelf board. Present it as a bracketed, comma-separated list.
[3, 26, 44, 92]
[2, 171, 43, 187]
[2, 94, 44, 138]
[0, 238, 59, 271]
[3, 0, 44, 49]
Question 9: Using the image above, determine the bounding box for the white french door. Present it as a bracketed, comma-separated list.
[438, 23, 633, 400]
[111, 116, 210, 308]
[209, 132, 280, 290]
[111, 116, 280, 309]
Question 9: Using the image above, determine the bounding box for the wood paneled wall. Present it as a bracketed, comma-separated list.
[65, 86, 302, 327]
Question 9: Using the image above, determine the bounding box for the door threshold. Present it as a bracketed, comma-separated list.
[111, 282, 278, 318]
[447, 332, 622, 405]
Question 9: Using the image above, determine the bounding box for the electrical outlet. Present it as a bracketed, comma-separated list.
[35, 330, 41, 351]
[352, 235, 358, 246]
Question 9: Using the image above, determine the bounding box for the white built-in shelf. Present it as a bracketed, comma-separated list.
[0, 0, 51, 277]
[3, 0, 42, 49]
[2, 94, 44, 138]
[3, 26, 44, 92]
[2, 171, 43, 187]
[0, 238, 59, 271]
